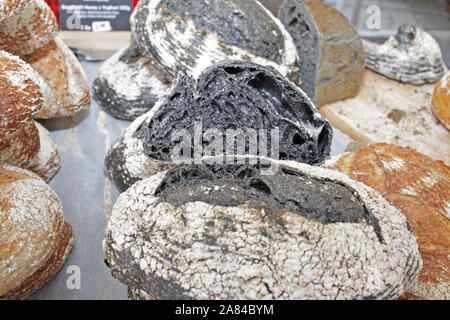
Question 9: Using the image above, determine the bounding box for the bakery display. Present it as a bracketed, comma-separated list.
[0, 49, 42, 167]
[432, 72, 450, 131]
[0, 0, 58, 56]
[23, 37, 90, 119]
[104, 156, 421, 300]
[325, 143, 449, 300]
[0, 164, 75, 300]
[278, 0, 365, 107]
[94, 0, 300, 120]
[93, 42, 169, 120]
[105, 62, 333, 191]
[365, 24, 445, 85]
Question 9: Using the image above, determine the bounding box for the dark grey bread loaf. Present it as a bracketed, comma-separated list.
[365, 24, 446, 84]
[131, 0, 300, 84]
[93, 43, 169, 120]
[278, 0, 365, 106]
[104, 156, 422, 300]
[105, 62, 332, 191]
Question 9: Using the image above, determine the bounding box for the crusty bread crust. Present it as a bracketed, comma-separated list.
[432, 72, 450, 131]
[24, 122, 61, 182]
[24, 38, 91, 119]
[0, 50, 42, 137]
[0, 0, 58, 56]
[0, 0, 32, 21]
[325, 143, 450, 300]
[0, 165, 75, 300]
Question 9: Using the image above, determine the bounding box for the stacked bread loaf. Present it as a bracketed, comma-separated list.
[0, 0, 84, 299]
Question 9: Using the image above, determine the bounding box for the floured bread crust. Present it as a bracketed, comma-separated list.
[104, 156, 421, 300]
[0, 164, 75, 299]
[25, 122, 61, 182]
[0, 0, 32, 21]
[0, 0, 58, 56]
[325, 143, 449, 300]
[0, 50, 42, 136]
[23, 37, 90, 119]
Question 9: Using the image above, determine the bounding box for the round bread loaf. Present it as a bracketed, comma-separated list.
[105, 62, 332, 191]
[278, 0, 365, 106]
[131, 0, 299, 84]
[0, 50, 42, 136]
[104, 156, 421, 300]
[93, 43, 169, 120]
[0, 0, 58, 56]
[0, 0, 32, 21]
[0, 120, 40, 167]
[431, 72, 449, 131]
[23, 37, 91, 119]
[325, 143, 449, 300]
[24, 122, 61, 182]
[0, 164, 75, 299]
[365, 25, 445, 85]
[0, 50, 42, 167]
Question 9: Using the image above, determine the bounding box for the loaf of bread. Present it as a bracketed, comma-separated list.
[132, 0, 300, 84]
[325, 143, 449, 300]
[0, 50, 42, 167]
[432, 72, 449, 131]
[278, 0, 365, 106]
[23, 37, 91, 119]
[24, 122, 61, 182]
[105, 62, 333, 191]
[0, 0, 32, 21]
[104, 156, 421, 299]
[93, 42, 169, 120]
[0, 0, 58, 56]
[0, 164, 75, 299]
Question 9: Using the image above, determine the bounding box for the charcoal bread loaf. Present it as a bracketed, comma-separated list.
[325, 143, 449, 300]
[0, 0, 58, 56]
[131, 0, 300, 84]
[365, 25, 446, 85]
[105, 61, 333, 191]
[23, 37, 90, 119]
[93, 42, 169, 120]
[104, 155, 421, 300]
[278, 0, 365, 106]
[0, 164, 75, 299]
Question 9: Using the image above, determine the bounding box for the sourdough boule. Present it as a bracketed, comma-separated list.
[104, 156, 421, 300]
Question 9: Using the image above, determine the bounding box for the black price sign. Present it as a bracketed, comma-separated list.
[60, 0, 133, 31]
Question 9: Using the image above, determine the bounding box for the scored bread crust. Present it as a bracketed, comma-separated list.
[0, 164, 75, 300]
[0, 0, 58, 56]
[24, 37, 91, 119]
[0, 50, 42, 137]
[431, 72, 450, 131]
[325, 143, 450, 300]
[0, 0, 32, 21]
